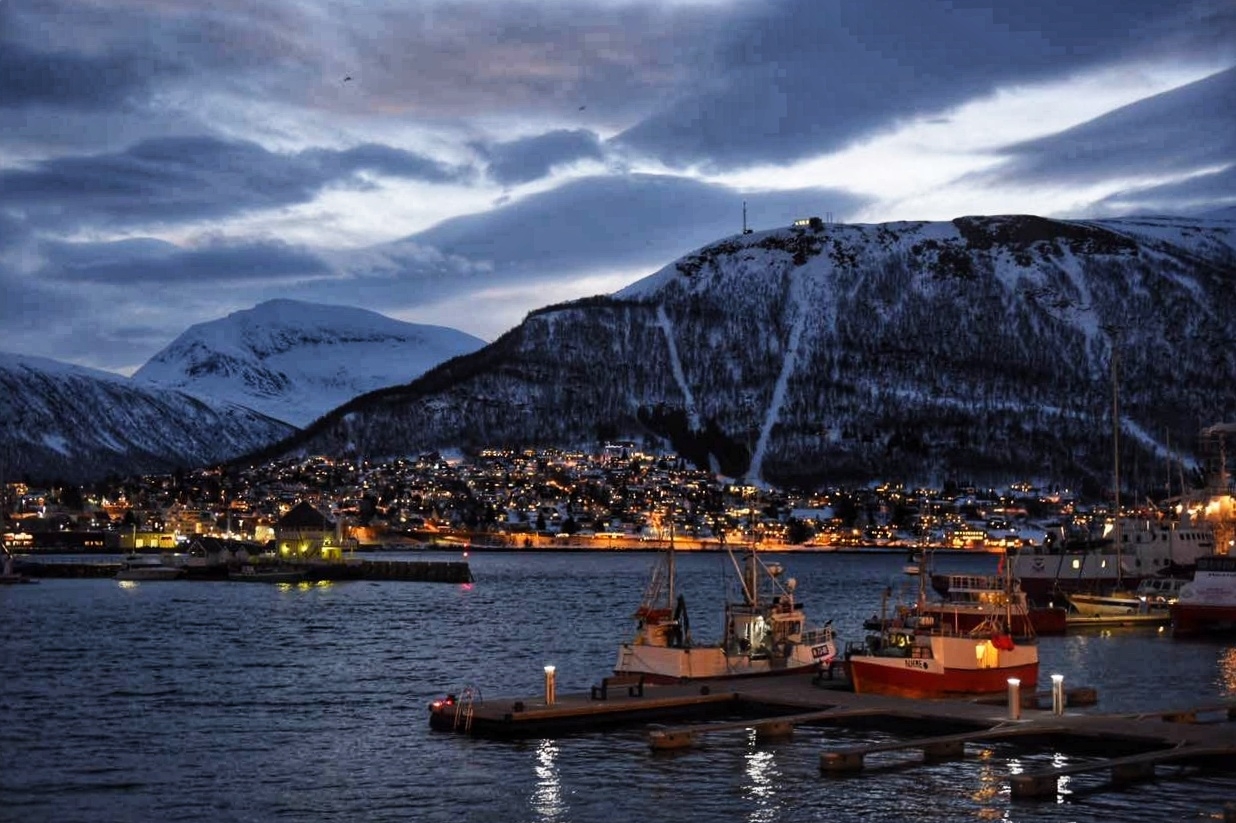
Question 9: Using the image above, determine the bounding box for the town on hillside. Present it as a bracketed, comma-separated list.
[5, 443, 1233, 563]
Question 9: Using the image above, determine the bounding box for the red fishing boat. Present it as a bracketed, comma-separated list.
[847, 563, 1039, 698]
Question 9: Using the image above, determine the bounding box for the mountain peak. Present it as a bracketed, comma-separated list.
[134, 300, 486, 427]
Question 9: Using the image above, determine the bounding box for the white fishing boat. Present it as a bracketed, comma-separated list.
[115, 553, 184, 581]
[613, 535, 837, 683]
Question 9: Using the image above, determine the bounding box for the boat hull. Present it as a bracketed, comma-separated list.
[847, 631, 1039, 699]
[615, 639, 835, 683]
[1066, 593, 1148, 617]
[847, 655, 1039, 699]
[1171, 604, 1236, 636]
[115, 568, 183, 581]
[229, 570, 306, 583]
[1169, 556, 1236, 636]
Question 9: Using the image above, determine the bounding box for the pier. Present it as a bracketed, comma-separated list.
[428, 671, 1236, 804]
[15, 557, 473, 583]
[1064, 612, 1172, 630]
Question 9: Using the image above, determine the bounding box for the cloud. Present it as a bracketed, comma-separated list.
[407, 172, 868, 274]
[3, 0, 1235, 373]
[478, 129, 606, 185]
[0, 38, 155, 110]
[42, 238, 332, 285]
[615, 0, 1236, 170]
[0, 136, 472, 231]
[1088, 165, 1236, 217]
[982, 66, 1236, 187]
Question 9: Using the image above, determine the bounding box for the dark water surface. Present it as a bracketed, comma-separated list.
[3, 550, 1235, 822]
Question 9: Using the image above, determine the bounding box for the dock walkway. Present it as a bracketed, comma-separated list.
[428, 672, 1236, 803]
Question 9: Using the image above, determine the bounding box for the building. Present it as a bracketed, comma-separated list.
[275, 501, 347, 561]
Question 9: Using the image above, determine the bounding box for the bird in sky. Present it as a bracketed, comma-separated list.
[343, 76, 353, 83]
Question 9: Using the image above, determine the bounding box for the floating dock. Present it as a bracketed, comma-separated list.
[428, 671, 1236, 804]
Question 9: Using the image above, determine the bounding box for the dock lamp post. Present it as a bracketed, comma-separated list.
[1051, 674, 1065, 716]
[544, 665, 556, 706]
[1007, 678, 1021, 721]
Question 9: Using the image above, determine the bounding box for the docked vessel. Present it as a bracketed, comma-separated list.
[847, 569, 1039, 698]
[115, 554, 184, 581]
[229, 564, 306, 583]
[1170, 555, 1236, 636]
[613, 540, 837, 683]
[924, 571, 1067, 636]
[1066, 576, 1187, 617]
[1, 544, 36, 585]
[1005, 516, 1214, 605]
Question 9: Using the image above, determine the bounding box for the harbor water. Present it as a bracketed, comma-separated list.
[3, 549, 1235, 822]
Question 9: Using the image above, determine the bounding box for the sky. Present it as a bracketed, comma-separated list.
[1, 0, 1234, 374]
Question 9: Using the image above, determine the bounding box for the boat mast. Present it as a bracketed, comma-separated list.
[1111, 340, 1123, 587]
[667, 505, 675, 607]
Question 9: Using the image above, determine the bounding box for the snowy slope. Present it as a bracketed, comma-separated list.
[0, 352, 295, 482]
[133, 299, 486, 426]
[279, 214, 1236, 491]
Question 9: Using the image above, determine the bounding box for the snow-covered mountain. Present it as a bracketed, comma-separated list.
[133, 299, 486, 426]
[266, 214, 1236, 492]
[0, 353, 295, 483]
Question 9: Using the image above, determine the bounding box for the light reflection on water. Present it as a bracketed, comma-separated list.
[1220, 647, 1236, 692]
[2, 549, 1235, 823]
[743, 730, 780, 823]
[532, 740, 565, 822]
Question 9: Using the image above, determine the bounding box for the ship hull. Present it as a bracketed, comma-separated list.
[1171, 605, 1236, 636]
[846, 631, 1039, 699]
[615, 639, 835, 683]
[847, 656, 1039, 699]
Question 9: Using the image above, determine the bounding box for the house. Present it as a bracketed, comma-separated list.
[186, 535, 263, 567]
[275, 501, 347, 561]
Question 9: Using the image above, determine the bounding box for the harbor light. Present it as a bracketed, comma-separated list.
[1007, 678, 1021, 721]
[544, 665, 557, 706]
[1051, 674, 1065, 716]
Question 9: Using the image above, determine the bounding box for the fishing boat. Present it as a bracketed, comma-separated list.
[922, 571, 1067, 636]
[115, 553, 184, 581]
[613, 535, 838, 683]
[846, 565, 1039, 698]
[1170, 555, 1236, 636]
